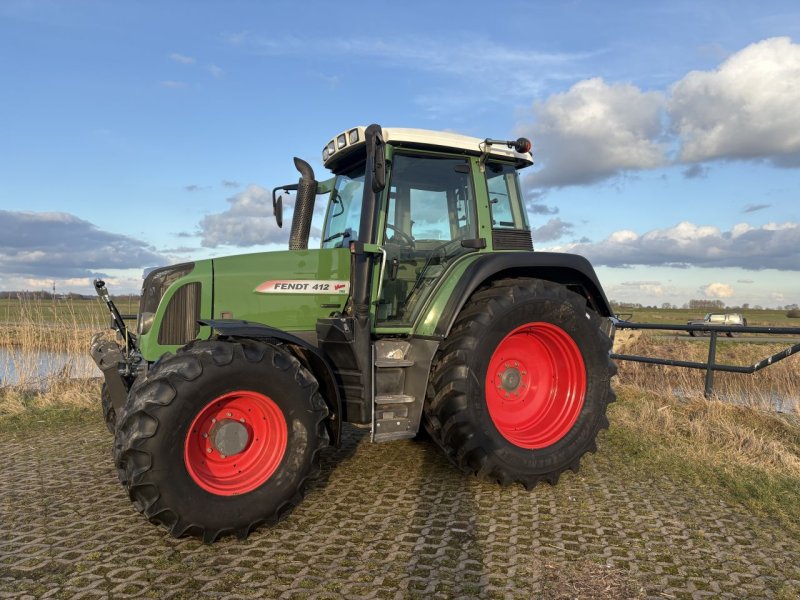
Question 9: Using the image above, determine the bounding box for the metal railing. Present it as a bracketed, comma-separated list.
[610, 320, 800, 398]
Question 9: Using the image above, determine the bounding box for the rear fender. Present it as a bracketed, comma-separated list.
[435, 252, 613, 338]
[200, 319, 342, 446]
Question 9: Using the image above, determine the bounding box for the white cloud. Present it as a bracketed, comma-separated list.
[522, 78, 666, 189]
[703, 282, 734, 298]
[0, 210, 165, 279]
[223, 31, 249, 45]
[518, 37, 800, 190]
[532, 217, 573, 242]
[227, 33, 596, 104]
[160, 80, 186, 89]
[620, 280, 666, 297]
[199, 185, 290, 248]
[670, 37, 800, 164]
[551, 221, 800, 270]
[208, 64, 224, 78]
[170, 53, 196, 65]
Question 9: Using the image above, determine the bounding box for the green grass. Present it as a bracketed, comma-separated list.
[0, 380, 101, 426]
[607, 385, 800, 536]
[618, 306, 794, 326]
[0, 405, 98, 434]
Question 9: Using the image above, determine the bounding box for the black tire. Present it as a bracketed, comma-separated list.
[423, 278, 616, 489]
[101, 383, 116, 433]
[113, 338, 329, 542]
[689, 330, 696, 337]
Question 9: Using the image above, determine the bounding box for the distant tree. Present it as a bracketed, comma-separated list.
[688, 299, 725, 310]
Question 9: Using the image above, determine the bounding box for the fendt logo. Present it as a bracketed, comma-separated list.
[254, 280, 350, 295]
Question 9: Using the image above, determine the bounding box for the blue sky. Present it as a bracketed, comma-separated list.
[1, 0, 798, 307]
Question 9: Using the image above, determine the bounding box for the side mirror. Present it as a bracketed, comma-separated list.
[272, 183, 298, 229]
[274, 195, 283, 228]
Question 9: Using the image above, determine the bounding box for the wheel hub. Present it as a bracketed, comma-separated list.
[500, 366, 522, 392]
[210, 419, 250, 457]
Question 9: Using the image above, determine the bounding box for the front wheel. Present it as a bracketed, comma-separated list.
[424, 278, 616, 488]
[113, 339, 329, 542]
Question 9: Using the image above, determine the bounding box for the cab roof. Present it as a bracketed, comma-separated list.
[322, 126, 534, 171]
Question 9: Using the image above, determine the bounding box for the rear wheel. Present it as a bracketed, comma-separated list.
[113, 338, 329, 542]
[424, 278, 615, 488]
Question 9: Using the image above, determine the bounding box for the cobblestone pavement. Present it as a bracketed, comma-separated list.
[1, 413, 798, 599]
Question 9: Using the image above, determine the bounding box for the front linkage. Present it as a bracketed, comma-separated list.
[90, 279, 144, 425]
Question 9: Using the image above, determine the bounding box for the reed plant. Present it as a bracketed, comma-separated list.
[0, 296, 107, 414]
[613, 330, 799, 415]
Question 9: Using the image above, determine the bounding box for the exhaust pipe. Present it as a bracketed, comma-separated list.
[289, 157, 317, 250]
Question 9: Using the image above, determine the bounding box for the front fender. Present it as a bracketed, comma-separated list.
[200, 319, 342, 447]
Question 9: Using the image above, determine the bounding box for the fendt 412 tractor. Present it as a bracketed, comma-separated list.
[92, 124, 616, 542]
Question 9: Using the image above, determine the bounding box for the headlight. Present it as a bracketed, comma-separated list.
[137, 311, 155, 335]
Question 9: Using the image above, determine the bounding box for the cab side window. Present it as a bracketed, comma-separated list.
[486, 162, 528, 230]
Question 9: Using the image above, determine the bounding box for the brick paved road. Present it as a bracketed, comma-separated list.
[1, 412, 798, 599]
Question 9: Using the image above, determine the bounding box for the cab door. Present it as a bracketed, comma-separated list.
[375, 153, 478, 327]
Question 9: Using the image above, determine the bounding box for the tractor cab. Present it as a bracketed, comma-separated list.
[311, 126, 535, 328]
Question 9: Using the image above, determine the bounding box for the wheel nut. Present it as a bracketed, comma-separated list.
[226, 412, 232, 417]
[202, 433, 208, 439]
[206, 448, 212, 453]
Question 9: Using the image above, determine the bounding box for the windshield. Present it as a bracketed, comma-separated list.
[320, 163, 365, 249]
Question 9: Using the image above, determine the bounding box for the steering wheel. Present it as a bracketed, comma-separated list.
[385, 223, 415, 247]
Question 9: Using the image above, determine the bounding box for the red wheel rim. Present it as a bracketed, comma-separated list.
[485, 322, 586, 449]
[184, 391, 287, 496]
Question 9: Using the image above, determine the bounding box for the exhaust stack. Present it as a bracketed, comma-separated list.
[288, 157, 317, 250]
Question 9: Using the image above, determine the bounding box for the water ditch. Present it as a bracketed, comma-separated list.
[0, 348, 99, 387]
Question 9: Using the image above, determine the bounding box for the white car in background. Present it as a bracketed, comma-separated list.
[687, 313, 747, 337]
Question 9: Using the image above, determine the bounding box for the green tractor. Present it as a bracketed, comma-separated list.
[91, 124, 616, 542]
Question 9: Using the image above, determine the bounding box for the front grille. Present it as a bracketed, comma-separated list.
[492, 228, 533, 250]
[158, 283, 201, 345]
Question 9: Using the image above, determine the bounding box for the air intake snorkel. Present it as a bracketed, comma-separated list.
[288, 157, 318, 250]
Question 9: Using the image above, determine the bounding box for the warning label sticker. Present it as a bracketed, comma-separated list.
[254, 280, 350, 295]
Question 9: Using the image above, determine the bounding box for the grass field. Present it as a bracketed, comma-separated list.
[0, 296, 138, 327]
[618, 306, 795, 327]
